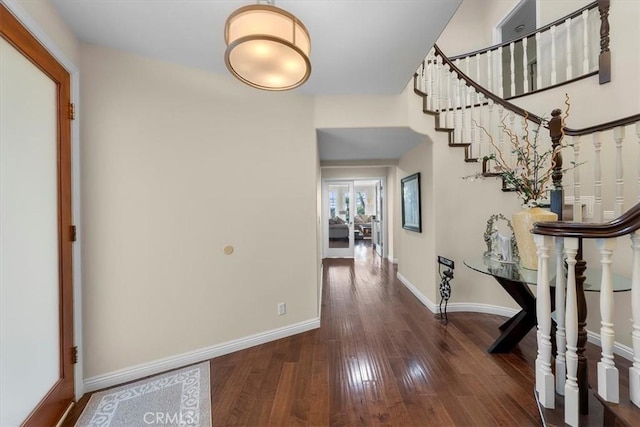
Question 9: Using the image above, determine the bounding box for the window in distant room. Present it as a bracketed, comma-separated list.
[329, 191, 336, 217]
[356, 192, 367, 215]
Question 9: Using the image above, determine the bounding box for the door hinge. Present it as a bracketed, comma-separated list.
[70, 225, 77, 242]
[72, 346, 78, 364]
[68, 103, 75, 120]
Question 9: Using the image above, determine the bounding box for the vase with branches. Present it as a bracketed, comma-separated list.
[465, 96, 579, 269]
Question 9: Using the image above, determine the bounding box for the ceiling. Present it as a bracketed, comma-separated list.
[50, 0, 462, 160]
[317, 127, 424, 161]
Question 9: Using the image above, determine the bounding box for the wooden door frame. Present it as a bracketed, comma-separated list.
[1, 0, 84, 401]
[1, 2, 83, 424]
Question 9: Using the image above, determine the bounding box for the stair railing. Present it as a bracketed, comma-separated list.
[442, 0, 609, 100]
[533, 204, 640, 426]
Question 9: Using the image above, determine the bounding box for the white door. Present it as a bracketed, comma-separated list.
[0, 6, 75, 426]
[373, 180, 384, 256]
[324, 181, 355, 257]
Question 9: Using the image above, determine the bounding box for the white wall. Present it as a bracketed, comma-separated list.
[80, 44, 320, 378]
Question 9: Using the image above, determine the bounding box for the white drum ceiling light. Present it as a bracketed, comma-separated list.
[224, 1, 311, 91]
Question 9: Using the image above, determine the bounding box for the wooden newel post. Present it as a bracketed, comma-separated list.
[549, 108, 564, 219]
[598, 0, 611, 84]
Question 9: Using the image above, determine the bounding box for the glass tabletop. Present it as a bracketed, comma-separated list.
[464, 256, 631, 292]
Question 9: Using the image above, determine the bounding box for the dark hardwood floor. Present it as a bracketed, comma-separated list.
[68, 242, 611, 426]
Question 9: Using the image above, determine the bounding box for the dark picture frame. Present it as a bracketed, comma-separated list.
[401, 172, 422, 232]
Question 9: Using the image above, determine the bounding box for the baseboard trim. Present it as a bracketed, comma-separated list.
[84, 318, 320, 392]
[397, 271, 634, 361]
[587, 330, 634, 361]
[397, 272, 518, 317]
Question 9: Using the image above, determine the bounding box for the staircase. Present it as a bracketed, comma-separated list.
[411, 1, 640, 425]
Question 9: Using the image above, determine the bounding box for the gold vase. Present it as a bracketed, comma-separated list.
[512, 207, 558, 270]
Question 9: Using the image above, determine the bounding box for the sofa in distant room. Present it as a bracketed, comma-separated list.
[328, 217, 349, 239]
[354, 214, 372, 235]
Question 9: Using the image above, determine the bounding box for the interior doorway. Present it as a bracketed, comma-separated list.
[323, 178, 386, 258]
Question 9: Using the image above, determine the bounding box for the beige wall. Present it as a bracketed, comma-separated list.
[397, 140, 438, 302]
[538, 0, 593, 26]
[437, 0, 519, 55]
[397, 118, 523, 311]
[80, 44, 319, 377]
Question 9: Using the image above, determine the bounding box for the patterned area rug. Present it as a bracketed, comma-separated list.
[75, 362, 211, 427]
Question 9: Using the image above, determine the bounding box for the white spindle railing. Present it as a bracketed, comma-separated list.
[413, 3, 640, 423]
[535, 234, 555, 408]
[582, 9, 590, 74]
[615, 126, 626, 216]
[436, 2, 600, 100]
[522, 36, 529, 94]
[566, 18, 573, 80]
[573, 135, 583, 221]
[555, 238, 567, 395]
[550, 25, 558, 85]
[594, 132, 603, 222]
[597, 238, 619, 403]
[564, 237, 580, 427]
[509, 41, 516, 97]
[631, 232, 640, 407]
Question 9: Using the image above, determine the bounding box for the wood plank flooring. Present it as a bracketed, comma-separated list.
[65, 242, 551, 426]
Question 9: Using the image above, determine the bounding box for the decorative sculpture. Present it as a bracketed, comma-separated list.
[484, 214, 519, 264]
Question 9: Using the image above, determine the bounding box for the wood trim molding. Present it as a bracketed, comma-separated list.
[532, 201, 640, 238]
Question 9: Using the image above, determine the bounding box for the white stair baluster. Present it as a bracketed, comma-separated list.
[498, 105, 505, 164]
[594, 132, 603, 222]
[582, 9, 590, 74]
[425, 51, 435, 111]
[573, 136, 583, 221]
[509, 112, 517, 168]
[522, 36, 529, 94]
[551, 25, 557, 85]
[497, 46, 504, 98]
[487, 49, 493, 93]
[486, 99, 494, 157]
[452, 65, 460, 141]
[566, 18, 573, 80]
[536, 32, 542, 90]
[630, 232, 640, 407]
[597, 238, 619, 403]
[534, 234, 555, 408]
[615, 126, 625, 217]
[509, 41, 516, 97]
[637, 122, 640, 202]
[448, 67, 454, 129]
[475, 54, 481, 92]
[436, 56, 445, 115]
[479, 95, 486, 156]
[564, 237, 580, 427]
[555, 238, 567, 395]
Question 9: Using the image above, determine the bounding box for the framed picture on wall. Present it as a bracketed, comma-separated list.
[401, 172, 422, 232]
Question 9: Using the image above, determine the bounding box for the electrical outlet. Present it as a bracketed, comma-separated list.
[278, 302, 286, 315]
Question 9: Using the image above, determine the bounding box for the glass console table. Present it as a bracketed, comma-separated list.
[464, 256, 631, 353]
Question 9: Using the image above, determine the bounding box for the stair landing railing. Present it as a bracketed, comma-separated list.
[533, 205, 640, 426]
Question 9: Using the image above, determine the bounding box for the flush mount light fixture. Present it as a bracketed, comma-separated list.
[224, 1, 311, 91]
